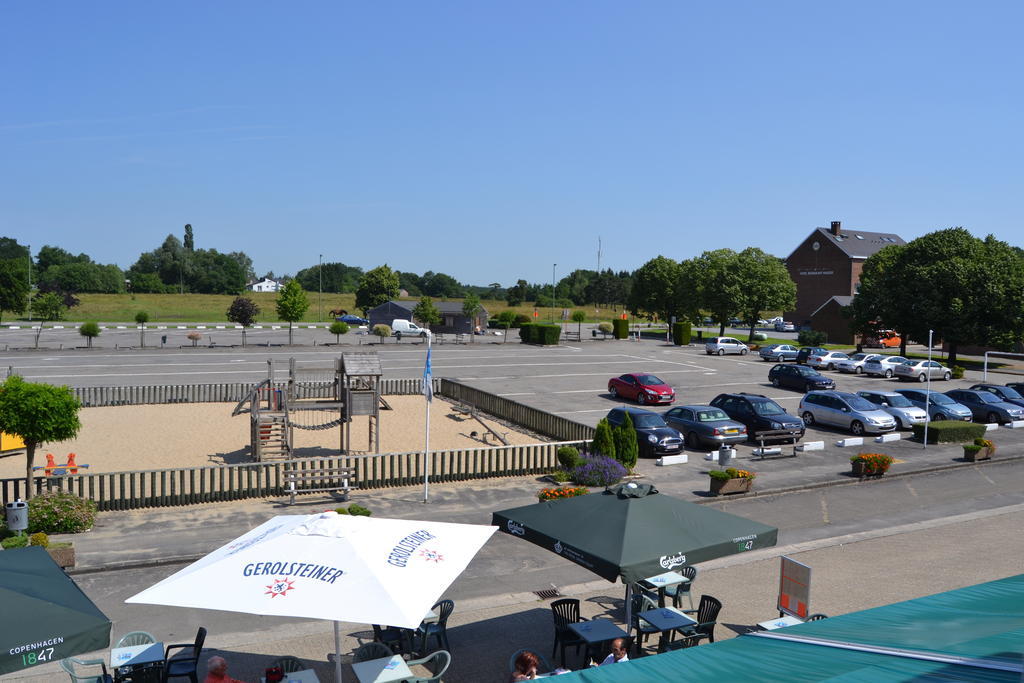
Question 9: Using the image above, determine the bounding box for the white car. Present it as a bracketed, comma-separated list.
[837, 353, 882, 374]
[863, 355, 908, 378]
[774, 321, 796, 332]
[704, 337, 749, 356]
[806, 351, 850, 371]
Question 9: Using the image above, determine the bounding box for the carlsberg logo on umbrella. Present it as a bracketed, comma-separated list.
[506, 521, 525, 536]
[660, 552, 685, 569]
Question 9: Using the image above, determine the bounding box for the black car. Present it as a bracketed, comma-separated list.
[968, 384, 1024, 410]
[769, 364, 836, 393]
[795, 347, 828, 365]
[708, 393, 805, 443]
[605, 407, 684, 458]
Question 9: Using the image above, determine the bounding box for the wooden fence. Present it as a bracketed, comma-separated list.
[439, 378, 596, 442]
[0, 441, 586, 510]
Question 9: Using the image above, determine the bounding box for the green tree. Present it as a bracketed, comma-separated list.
[0, 259, 29, 323]
[571, 310, 586, 337]
[849, 244, 907, 353]
[496, 310, 517, 344]
[0, 376, 82, 498]
[134, 311, 149, 347]
[329, 321, 349, 343]
[506, 279, 528, 306]
[693, 249, 744, 335]
[413, 296, 442, 329]
[591, 418, 616, 459]
[355, 265, 400, 314]
[183, 223, 194, 251]
[628, 256, 681, 322]
[275, 280, 310, 345]
[79, 321, 100, 348]
[734, 248, 797, 341]
[373, 323, 392, 343]
[462, 294, 482, 342]
[30, 292, 65, 321]
[613, 412, 639, 472]
[421, 271, 464, 298]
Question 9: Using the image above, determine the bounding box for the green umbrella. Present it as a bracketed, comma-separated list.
[0, 546, 111, 675]
[492, 483, 778, 584]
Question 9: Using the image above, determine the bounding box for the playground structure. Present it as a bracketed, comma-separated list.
[233, 352, 389, 461]
[32, 453, 90, 476]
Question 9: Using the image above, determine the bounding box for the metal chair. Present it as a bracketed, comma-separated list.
[352, 642, 395, 663]
[628, 591, 662, 655]
[115, 631, 157, 648]
[666, 566, 698, 610]
[417, 599, 454, 653]
[805, 613, 828, 621]
[267, 656, 305, 673]
[677, 595, 723, 647]
[161, 626, 206, 683]
[60, 657, 111, 683]
[406, 649, 451, 682]
[549, 598, 587, 666]
[507, 649, 551, 675]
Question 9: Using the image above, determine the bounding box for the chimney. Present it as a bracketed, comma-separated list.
[830, 221, 841, 235]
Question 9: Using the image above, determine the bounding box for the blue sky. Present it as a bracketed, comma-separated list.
[3, 2, 1022, 286]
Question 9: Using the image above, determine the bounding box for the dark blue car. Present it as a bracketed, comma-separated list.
[336, 314, 369, 325]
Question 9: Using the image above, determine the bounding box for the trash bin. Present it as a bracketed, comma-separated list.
[717, 445, 734, 469]
[5, 499, 28, 532]
[696, 330, 703, 341]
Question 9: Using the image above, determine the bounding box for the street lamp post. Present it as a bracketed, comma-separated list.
[318, 254, 323, 322]
[923, 329, 934, 449]
[27, 244, 32, 322]
[551, 263, 557, 323]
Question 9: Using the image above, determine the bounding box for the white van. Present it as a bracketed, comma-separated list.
[391, 319, 432, 339]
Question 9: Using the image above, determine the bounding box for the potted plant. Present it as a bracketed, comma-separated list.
[850, 453, 894, 477]
[708, 468, 756, 496]
[538, 486, 589, 502]
[963, 437, 996, 462]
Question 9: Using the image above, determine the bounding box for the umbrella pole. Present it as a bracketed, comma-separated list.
[334, 620, 343, 682]
[624, 582, 633, 636]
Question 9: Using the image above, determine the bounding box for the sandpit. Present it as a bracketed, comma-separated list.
[0, 396, 543, 476]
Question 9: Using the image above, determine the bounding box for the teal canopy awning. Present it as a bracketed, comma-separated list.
[492, 483, 778, 584]
[0, 546, 111, 675]
[551, 573, 1024, 681]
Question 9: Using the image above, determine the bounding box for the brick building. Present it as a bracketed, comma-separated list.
[785, 221, 905, 343]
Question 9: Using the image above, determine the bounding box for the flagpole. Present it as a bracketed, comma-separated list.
[423, 335, 432, 503]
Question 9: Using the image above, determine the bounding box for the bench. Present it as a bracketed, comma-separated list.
[284, 467, 357, 505]
[750, 429, 803, 459]
[563, 330, 581, 342]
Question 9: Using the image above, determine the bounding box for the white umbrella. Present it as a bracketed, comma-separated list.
[127, 512, 496, 682]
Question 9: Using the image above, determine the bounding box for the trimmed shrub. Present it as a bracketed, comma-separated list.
[557, 446, 582, 470]
[597, 322, 613, 336]
[372, 324, 392, 341]
[28, 491, 96, 534]
[329, 321, 349, 338]
[797, 329, 827, 346]
[537, 324, 561, 345]
[591, 419, 616, 459]
[1, 534, 28, 549]
[612, 319, 629, 339]
[335, 506, 350, 514]
[672, 322, 691, 346]
[518, 324, 536, 343]
[951, 365, 965, 379]
[752, 332, 768, 341]
[613, 413, 639, 472]
[911, 420, 987, 444]
[347, 503, 372, 516]
[572, 455, 627, 487]
[514, 314, 532, 326]
[29, 532, 49, 547]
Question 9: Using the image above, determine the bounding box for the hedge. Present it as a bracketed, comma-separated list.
[518, 323, 560, 345]
[672, 322, 691, 346]
[911, 420, 987, 444]
[612, 319, 629, 339]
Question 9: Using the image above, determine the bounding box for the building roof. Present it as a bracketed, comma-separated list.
[376, 300, 489, 316]
[807, 227, 905, 260]
[340, 352, 382, 377]
[810, 295, 854, 319]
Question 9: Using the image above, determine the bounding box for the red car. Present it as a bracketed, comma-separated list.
[607, 373, 675, 405]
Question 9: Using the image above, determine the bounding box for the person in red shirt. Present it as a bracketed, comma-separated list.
[204, 656, 248, 683]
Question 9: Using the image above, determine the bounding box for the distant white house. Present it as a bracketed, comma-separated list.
[248, 278, 281, 293]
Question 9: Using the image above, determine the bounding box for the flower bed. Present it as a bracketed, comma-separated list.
[850, 453, 894, 476]
[708, 468, 756, 496]
[538, 487, 589, 502]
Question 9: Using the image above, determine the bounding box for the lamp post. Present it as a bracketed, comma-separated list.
[551, 263, 557, 323]
[923, 329, 933, 449]
[27, 244, 32, 322]
[318, 254, 323, 322]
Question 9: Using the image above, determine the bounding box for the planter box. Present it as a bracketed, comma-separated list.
[963, 446, 995, 462]
[709, 477, 753, 496]
[47, 545, 75, 569]
[851, 461, 887, 477]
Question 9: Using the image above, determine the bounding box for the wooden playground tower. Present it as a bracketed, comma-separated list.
[233, 352, 387, 461]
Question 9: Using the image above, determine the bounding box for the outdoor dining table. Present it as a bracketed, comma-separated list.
[639, 571, 689, 607]
[568, 618, 629, 660]
[638, 607, 697, 651]
[109, 641, 164, 683]
[757, 615, 804, 631]
[351, 654, 413, 683]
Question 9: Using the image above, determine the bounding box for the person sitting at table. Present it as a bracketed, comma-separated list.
[597, 638, 629, 666]
[510, 650, 541, 681]
[204, 655, 248, 683]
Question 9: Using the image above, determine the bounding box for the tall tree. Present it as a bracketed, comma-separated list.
[0, 259, 30, 323]
[355, 265, 400, 314]
[420, 271, 464, 298]
[412, 296, 441, 329]
[734, 248, 797, 341]
[227, 296, 261, 346]
[693, 249, 744, 336]
[462, 294, 482, 342]
[628, 256, 681, 322]
[275, 280, 310, 345]
[183, 224, 194, 251]
[849, 244, 907, 353]
[0, 376, 82, 499]
[506, 279, 528, 306]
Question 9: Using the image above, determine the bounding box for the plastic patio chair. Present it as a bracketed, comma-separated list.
[549, 598, 588, 667]
[353, 642, 395, 663]
[115, 631, 157, 648]
[161, 626, 206, 683]
[60, 656, 111, 683]
[372, 624, 414, 655]
[677, 595, 723, 647]
[267, 656, 305, 673]
[406, 649, 451, 682]
[628, 591, 662, 655]
[805, 613, 829, 621]
[508, 649, 552, 675]
[666, 566, 698, 610]
[417, 599, 454, 653]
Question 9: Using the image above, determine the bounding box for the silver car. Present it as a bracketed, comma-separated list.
[894, 359, 952, 382]
[863, 355, 908, 378]
[894, 389, 973, 422]
[759, 344, 799, 362]
[704, 337, 749, 356]
[837, 353, 881, 374]
[799, 391, 898, 435]
[856, 390, 928, 429]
